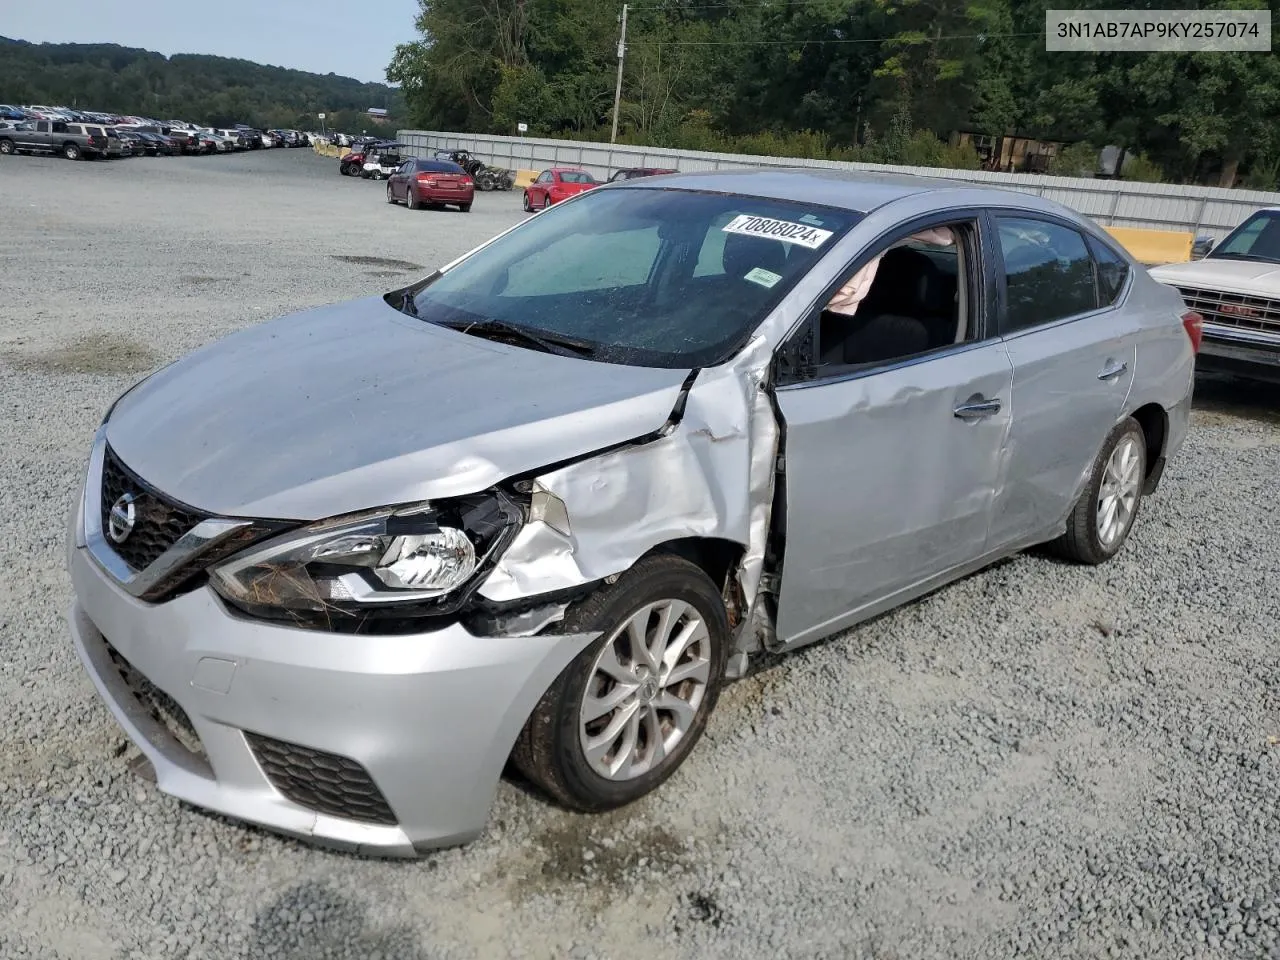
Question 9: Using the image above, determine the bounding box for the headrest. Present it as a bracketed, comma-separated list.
[722, 232, 789, 282]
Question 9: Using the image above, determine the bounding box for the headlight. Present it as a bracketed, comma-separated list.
[209, 490, 523, 626]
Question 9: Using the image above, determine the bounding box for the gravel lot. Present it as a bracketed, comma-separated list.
[1, 148, 1279, 960]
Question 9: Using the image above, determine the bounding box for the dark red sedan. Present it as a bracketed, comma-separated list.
[523, 167, 599, 211]
[386, 158, 475, 212]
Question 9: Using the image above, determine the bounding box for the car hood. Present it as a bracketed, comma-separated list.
[1148, 257, 1280, 295]
[104, 297, 690, 520]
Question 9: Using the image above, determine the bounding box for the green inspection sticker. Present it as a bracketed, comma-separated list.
[744, 266, 782, 288]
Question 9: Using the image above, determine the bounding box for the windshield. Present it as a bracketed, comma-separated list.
[401, 187, 860, 368]
[1209, 210, 1280, 264]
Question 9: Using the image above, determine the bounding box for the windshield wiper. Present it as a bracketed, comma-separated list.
[439, 318, 597, 358]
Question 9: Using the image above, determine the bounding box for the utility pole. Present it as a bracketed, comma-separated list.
[610, 3, 628, 144]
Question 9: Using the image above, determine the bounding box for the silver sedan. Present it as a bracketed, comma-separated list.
[67, 169, 1198, 855]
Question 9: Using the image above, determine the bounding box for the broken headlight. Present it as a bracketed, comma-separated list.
[208, 490, 523, 624]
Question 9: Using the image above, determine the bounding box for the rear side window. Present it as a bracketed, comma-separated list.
[1088, 236, 1130, 306]
[996, 217, 1098, 333]
[559, 171, 595, 184]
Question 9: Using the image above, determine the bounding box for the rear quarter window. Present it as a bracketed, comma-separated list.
[1088, 236, 1130, 306]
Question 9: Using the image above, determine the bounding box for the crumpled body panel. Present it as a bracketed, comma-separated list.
[478, 338, 780, 643]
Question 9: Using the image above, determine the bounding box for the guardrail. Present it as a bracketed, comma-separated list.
[400, 129, 1280, 242]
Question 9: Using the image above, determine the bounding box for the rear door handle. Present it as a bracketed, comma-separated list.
[1097, 360, 1129, 381]
[954, 397, 1002, 420]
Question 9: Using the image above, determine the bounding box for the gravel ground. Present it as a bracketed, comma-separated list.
[1, 148, 1279, 960]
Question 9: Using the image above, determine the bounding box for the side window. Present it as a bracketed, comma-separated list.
[814, 220, 976, 373]
[398, 161, 413, 174]
[52, 122, 69, 134]
[1088, 236, 1130, 306]
[537, 171, 552, 184]
[996, 217, 1098, 333]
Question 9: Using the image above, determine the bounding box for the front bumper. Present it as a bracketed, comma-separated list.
[67, 493, 596, 855]
[1199, 325, 1280, 381]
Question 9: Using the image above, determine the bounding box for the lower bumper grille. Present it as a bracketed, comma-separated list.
[245, 734, 398, 826]
[103, 640, 205, 759]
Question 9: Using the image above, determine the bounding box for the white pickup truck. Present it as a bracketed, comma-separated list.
[1149, 207, 1280, 382]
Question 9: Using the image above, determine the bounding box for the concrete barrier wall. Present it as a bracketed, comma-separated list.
[400, 129, 1280, 240]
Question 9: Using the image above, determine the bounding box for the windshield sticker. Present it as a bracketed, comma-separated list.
[723, 214, 833, 249]
[744, 266, 782, 288]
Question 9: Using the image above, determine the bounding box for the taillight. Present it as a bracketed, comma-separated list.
[416, 174, 437, 186]
[460, 177, 473, 186]
[1182, 309, 1204, 353]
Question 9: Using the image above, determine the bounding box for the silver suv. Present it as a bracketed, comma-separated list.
[68, 169, 1198, 855]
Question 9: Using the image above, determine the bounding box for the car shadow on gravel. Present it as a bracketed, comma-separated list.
[2, 332, 159, 376]
[248, 880, 436, 959]
[1191, 371, 1280, 425]
[331, 255, 423, 272]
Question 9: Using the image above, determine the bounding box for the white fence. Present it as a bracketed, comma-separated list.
[400, 129, 1280, 240]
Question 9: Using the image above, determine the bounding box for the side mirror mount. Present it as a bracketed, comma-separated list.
[1192, 235, 1216, 259]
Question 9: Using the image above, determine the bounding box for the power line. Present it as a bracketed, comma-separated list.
[629, 0, 892, 10]
[626, 31, 1045, 45]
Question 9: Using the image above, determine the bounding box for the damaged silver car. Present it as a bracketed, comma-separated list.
[67, 169, 1199, 855]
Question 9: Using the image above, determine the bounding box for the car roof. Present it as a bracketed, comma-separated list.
[616, 166, 1044, 215]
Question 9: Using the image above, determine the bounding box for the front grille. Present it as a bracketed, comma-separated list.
[103, 639, 205, 760]
[245, 734, 398, 826]
[1178, 286, 1280, 337]
[100, 446, 211, 572]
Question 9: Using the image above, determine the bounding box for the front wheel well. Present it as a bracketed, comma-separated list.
[641, 538, 745, 593]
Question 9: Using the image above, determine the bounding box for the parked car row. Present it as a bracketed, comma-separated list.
[0, 103, 310, 160]
[521, 166, 678, 212]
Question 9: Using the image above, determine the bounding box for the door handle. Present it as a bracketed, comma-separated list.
[953, 397, 1002, 420]
[1097, 360, 1129, 381]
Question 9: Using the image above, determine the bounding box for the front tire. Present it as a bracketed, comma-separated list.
[522, 190, 533, 212]
[1050, 417, 1147, 565]
[511, 554, 728, 812]
[386, 184, 396, 204]
[0, 139, 14, 155]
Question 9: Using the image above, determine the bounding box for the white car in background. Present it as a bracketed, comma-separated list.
[1149, 207, 1280, 383]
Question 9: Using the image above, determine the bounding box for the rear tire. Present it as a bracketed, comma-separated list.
[511, 554, 728, 813]
[63, 143, 81, 160]
[459, 203, 472, 213]
[1049, 417, 1147, 565]
[407, 188, 420, 210]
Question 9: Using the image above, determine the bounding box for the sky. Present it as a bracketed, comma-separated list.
[3, 0, 420, 84]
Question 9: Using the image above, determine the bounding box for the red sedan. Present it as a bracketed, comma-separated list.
[386, 158, 475, 212]
[523, 167, 599, 211]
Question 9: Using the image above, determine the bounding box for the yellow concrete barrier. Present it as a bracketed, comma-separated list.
[513, 168, 540, 188]
[1104, 226, 1194, 266]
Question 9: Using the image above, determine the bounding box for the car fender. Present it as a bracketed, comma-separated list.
[478, 340, 780, 640]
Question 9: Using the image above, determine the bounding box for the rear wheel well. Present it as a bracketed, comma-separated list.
[1129, 403, 1167, 478]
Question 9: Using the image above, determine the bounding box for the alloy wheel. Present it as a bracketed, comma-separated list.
[578, 599, 711, 782]
[1097, 435, 1142, 547]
